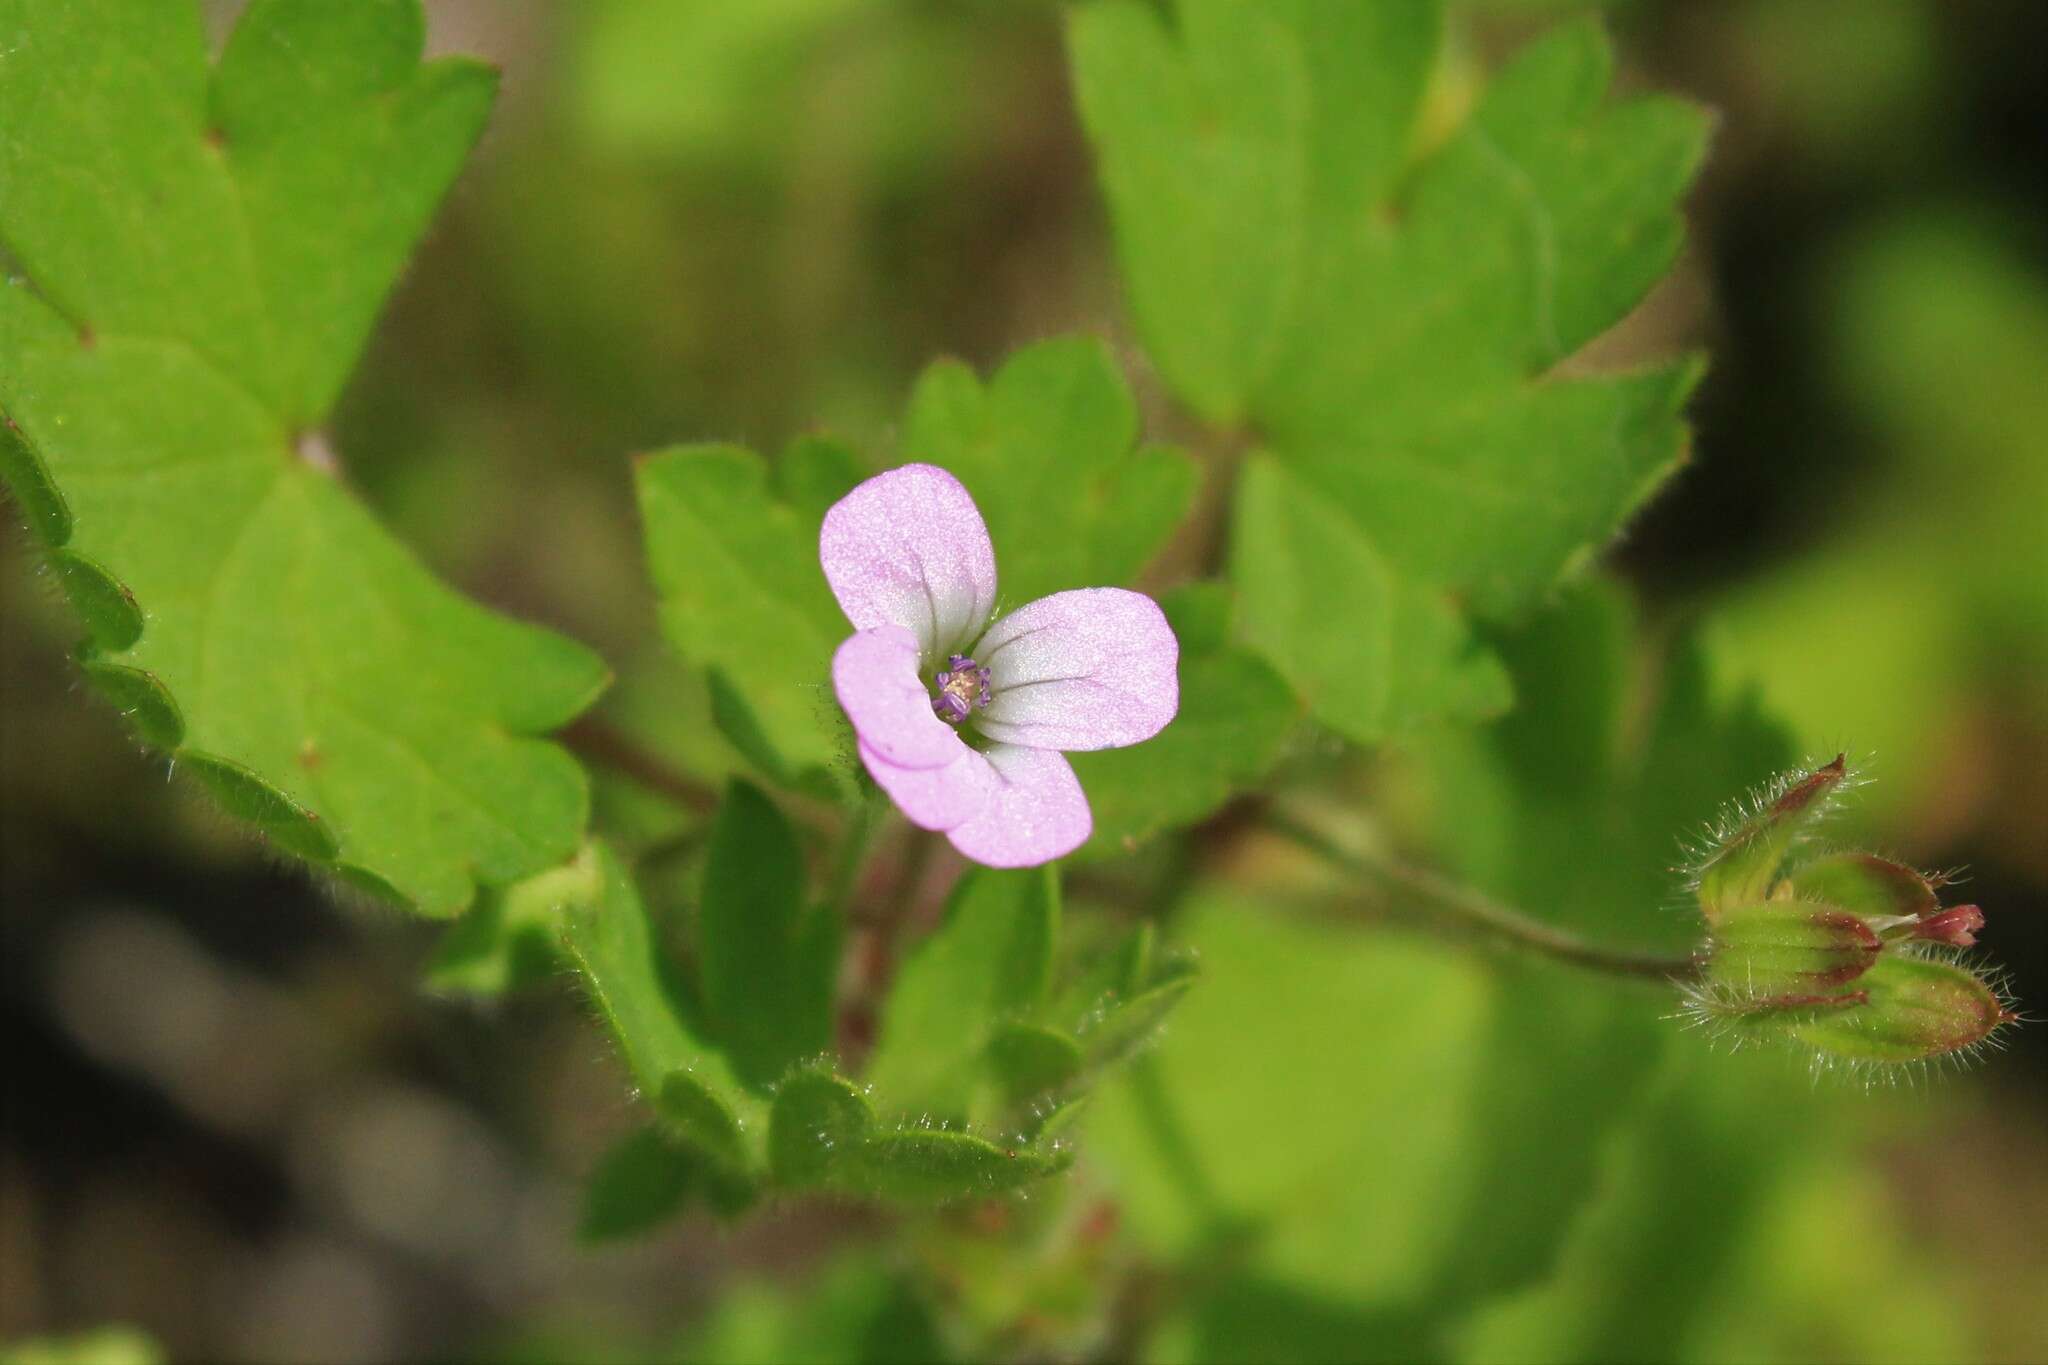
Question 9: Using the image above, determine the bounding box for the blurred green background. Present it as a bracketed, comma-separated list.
[3, 1, 2044, 1361]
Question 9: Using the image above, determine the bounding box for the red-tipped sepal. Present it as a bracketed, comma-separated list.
[1693, 756, 1848, 920]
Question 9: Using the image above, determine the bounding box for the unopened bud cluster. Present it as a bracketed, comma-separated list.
[1682, 756, 2015, 1072]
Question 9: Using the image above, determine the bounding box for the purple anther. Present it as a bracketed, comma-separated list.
[931, 653, 993, 724]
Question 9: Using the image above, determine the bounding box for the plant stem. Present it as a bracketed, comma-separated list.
[1263, 811, 1701, 983]
[559, 716, 719, 814]
[825, 797, 880, 920]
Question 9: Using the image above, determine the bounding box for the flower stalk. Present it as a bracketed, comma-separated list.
[1263, 810, 1701, 983]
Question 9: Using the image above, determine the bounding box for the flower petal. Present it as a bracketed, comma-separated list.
[944, 744, 1092, 867]
[832, 625, 964, 769]
[975, 588, 1179, 752]
[859, 740, 994, 833]
[820, 463, 998, 657]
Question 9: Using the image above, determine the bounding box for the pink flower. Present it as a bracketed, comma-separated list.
[822, 464, 1179, 866]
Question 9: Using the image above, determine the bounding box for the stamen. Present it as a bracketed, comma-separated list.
[932, 653, 993, 725]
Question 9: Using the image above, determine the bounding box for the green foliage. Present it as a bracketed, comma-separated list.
[423, 848, 600, 996]
[699, 779, 842, 1092]
[1086, 587, 1798, 1355]
[1231, 455, 1511, 742]
[900, 336, 1197, 606]
[1071, 0, 1709, 740]
[636, 340, 1202, 802]
[776, 433, 867, 526]
[682, 1256, 950, 1365]
[837, 1126, 1070, 1204]
[534, 836, 1114, 1212]
[578, 1124, 710, 1243]
[985, 1023, 1084, 1108]
[770, 1069, 876, 1187]
[557, 842, 761, 1189]
[3, 0, 2024, 1356]
[769, 1065, 1071, 1203]
[0, 0, 608, 912]
[864, 867, 1061, 1115]
[1450, 1052, 1974, 1364]
[636, 443, 851, 787]
[853, 863, 1195, 1191]
[1399, 590, 1791, 1314]
[1069, 582, 1298, 857]
[1072, 955, 1198, 1077]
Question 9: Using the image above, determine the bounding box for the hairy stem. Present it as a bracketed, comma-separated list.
[825, 797, 880, 921]
[1264, 811, 1701, 983]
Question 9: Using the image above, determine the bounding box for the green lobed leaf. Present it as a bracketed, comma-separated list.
[0, 0, 609, 913]
[1232, 455, 1511, 743]
[862, 867, 1059, 1116]
[1068, 583, 1298, 858]
[899, 336, 1198, 606]
[1259, 20, 1706, 616]
[1066, 1, 1318, 425]
[635, 443, 850, 785]
[1073, 2, 1710, 737]
[698, 779, 842, 1093]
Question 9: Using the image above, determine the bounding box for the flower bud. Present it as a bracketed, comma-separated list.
[1900, 904, 1984, 948]
[1784, 955, 2013, 1066]
[1681, 761, 2019, 1071]
[1693, 755, 1847, 919]
[1785, 851, 1937, 920]
[1704, 901, 1880, 997]
[1785, 852, 1984, 946]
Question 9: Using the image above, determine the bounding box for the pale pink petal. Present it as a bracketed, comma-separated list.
[820, 463, 998, 657]
[859, 740, 993, 833]
[974, 588, 1179, 752]
[944, 745, 1093, 867]
[831, 626, 964, 769]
